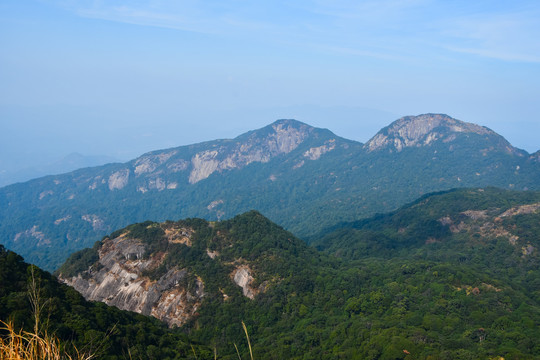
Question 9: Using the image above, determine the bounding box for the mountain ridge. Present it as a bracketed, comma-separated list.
[315, 187, 540, 260]
[1, 114, 539, 271]
[50, 188, 540, 359]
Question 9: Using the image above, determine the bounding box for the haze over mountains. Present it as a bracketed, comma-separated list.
[0, 152, 119, 187]
[1, 113, 539, 271]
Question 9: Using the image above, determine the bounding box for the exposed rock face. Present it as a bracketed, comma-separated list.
[60, 233, 204, 327]
[108, 169, 130, 190]
[39, 190, 53, 200]
[304, 139, 336, 160]
[58, 216, 280, 327]
[207, 200, 224, 210]
[165, 227, 194, 246]
[134, 151, 177, 176]
[187, 120, 314, 184]
[54, 215, 71, 225]
[89, 176, 105, 190]
[4, 116, 539, 272]
[364, 114, 512, 153]
[231, 265, 259, 300]
[167, 159, 190, 172]
[499, 203, 540, 217]
[137, 177, 171, 193]
[189, 150, 220, 184]
[270, 121, 310, 153]
[461, 210, 488, 221]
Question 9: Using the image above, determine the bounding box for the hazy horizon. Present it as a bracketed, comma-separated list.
[2, 0, 539, 177]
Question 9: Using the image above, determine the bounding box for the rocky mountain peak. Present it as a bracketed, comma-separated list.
[271, 118, 309, 128]
[245, 119, 315, 151]
[364, 113, 497, 152]
[238, 119, 318, 148]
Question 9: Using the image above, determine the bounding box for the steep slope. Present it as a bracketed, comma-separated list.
[1, 114, 539, 271]
[0, 244, 212, 359]
[57, 211, 318, 328]
[316, 187, 540, 283]
[55, 196, 540, 359]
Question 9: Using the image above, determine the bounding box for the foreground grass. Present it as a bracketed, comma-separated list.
[0, 320, 94, 360]
[0, 266, 95, 360]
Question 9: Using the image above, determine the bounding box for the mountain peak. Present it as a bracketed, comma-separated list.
[241, 119, 318, 141]
[271, 118, 309, 127]
[364, 113, 499, 152]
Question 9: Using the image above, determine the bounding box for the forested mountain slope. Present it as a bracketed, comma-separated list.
[316, 187, 540, 261]
[0, 244, 212, 359]
[52, 192, 540, 359]
[1, 114, 539, 270]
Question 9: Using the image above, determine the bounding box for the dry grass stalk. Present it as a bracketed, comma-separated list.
[233, 322, 254, 360]
[0, 266, 95, 360]
[0, 319, 95, 360]
[241, 321, 253, 360]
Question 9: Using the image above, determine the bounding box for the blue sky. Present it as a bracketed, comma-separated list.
[1, 0, 539, 171]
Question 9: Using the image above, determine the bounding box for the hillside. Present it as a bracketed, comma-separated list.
[1, 114, 539, 271]
[315, 187, 540, 301]
[57, 211, 318, 328]
[316, 187, 540, 257]
[52, 195, 540, 359]
[0, 244, 212, 359]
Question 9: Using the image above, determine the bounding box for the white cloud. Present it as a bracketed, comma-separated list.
[434, 6, 540, 63]
[47, 0, 540, 63]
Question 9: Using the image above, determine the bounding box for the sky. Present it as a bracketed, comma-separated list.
[1, 0, 540, 174]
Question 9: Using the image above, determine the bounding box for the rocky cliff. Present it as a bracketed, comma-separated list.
[58, 211, 309, 327]
[59, 229, 205, 327]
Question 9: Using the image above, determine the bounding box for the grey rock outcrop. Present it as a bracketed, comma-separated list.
[364, 114, 516, 154]
[60, 233, 204, 327]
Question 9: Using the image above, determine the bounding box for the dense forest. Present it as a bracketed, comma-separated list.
[3, 188, 539, 359]
[0, 245, 213, 359]
[2, 116, 540, 271]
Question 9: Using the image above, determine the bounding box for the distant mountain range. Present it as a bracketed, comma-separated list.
[1, 113, 539, 271]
